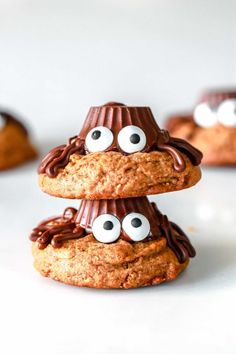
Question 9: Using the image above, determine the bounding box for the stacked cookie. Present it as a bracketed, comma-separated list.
[30, 102, 202, 289]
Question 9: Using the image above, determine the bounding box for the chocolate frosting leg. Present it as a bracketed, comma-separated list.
[169, 136, 203, 166]
[152, 202, 196, 263]
[30, 207, 84, 249]
[38, 137, 85, 177]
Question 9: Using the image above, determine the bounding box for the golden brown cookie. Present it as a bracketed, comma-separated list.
[166, 115, 236, 166]
[0, 112, 37, 170]
[38, 151, 201, 199]
[30, 199, 195, 288]
[38, 103, 202, 198]
[166, 90, 236, 166]
[32, 235, 188, 289]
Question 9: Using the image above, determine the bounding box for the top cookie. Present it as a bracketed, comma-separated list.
[38, 102, 202, 199]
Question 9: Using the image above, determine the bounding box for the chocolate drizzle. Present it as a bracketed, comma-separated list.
[38, 102, 202, 177]
[38, 136, 85, 176]
[30, 199, 195, 263]
[30, 207, 84, 249]
[151, 203, 196, 263]
[0, 111, 28, 134]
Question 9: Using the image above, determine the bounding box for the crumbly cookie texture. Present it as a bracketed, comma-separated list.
[32, 234, 189, 289]
[0, 121, 37, 170]
[38, 151, 201, 199]
[166, 116, 236, 166]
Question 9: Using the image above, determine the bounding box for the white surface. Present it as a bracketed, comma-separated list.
[0, 0, 236, 132]
[1, 153, 236, 354]
[1, 1, 236, 353]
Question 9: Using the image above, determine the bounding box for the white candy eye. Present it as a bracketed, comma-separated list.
[122, 213, 150, 241]
[118, 125, 146, 153]
[193, 103, 218, 128]
[92, 214, 121, 243]
[85, 126, 113, 153]
[217, 99, 236, 127]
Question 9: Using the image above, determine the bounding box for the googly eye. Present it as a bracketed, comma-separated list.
[92, 214, 121, 243]
[122, 212, 150, 241]
[85, 126, 114, 153]
[117, 125, 146, 153]
[217, 99, 236, 127]
[193, 103, 218, 128]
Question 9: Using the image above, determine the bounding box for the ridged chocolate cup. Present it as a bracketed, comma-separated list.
[75, 196, 161, 240]
[78, 102, 162, 152]
[199, 89, 236, 108]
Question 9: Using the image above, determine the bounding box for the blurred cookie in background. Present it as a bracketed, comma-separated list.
[0, 110, 38, 170]
[166, 89, 236, 166]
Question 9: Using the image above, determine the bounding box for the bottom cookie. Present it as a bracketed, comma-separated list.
[30, 198, 195, 289]
[32, 235, 189, 289]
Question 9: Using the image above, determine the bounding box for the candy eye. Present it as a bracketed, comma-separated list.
[193, 103, 218, 128]
[92, 214, 121, 243]
[217, 99, 236, 127]
[85, 126, 114, 153]
[117, 125, 146, 153]
[122, 213, 150, 241]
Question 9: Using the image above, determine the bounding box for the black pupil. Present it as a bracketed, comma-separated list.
[103, 221, 114, 230]
[130, 134, 140, 144]
[92, 130, 101, 140]
[131, 218, 142, 228]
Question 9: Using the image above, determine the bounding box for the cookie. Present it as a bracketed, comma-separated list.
[38, 102, 202, 199]
[32, 236, 189, 289]
[0, 111, 37, 170]
[39, 150, 201, 199]
[30, 198, 195, 288]
[166, 90, 236, 166]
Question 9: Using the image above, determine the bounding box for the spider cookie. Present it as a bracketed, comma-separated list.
[0, 111, 37, 170]
[166, 90, 236, 166]
[30, 197, 195, 289]
[38, 102, 202, 199]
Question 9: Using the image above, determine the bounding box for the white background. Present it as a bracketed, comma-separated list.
[0, 1, 236, 354]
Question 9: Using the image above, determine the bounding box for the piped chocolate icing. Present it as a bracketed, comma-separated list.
[38, 102, 202, 177]
[30, 207, 84, 249]
[0, 111, 28, 134]
[30, 197, 195, 263]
